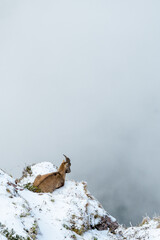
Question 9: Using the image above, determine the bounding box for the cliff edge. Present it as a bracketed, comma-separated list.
[0, 162, 160, 240]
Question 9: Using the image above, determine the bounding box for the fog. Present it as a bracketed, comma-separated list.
[0, 0, 160, 225]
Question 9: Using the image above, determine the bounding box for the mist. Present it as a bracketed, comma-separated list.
[0, 0, 160, 225]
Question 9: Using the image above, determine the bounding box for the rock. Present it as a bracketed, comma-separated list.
[95, 215, 119, 233]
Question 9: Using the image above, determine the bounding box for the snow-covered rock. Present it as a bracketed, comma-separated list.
[119, 217, 160, 240]
[0, 162, 160, 240]
[0, 169, 37, 240]
[17, 162, 118, 240]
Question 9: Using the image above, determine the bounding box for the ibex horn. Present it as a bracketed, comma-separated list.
[63, 154, 71, 165]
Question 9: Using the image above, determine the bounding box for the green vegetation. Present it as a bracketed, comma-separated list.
[71, 226, 85, 236]
[24, 183, 41, 193]
[20, 213, 30, 218]
[71, 234, 77, 239]
[0, 220, 38, 240]
[63, 224, 70, 230]
[1, 228, 31, 240]
[29, 221, 38, 240]
[63, 224, 86, 236]
[25, 166, 32, 175]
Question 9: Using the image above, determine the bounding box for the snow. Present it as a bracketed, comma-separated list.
[0, 169, 37, 239]
[0, 162, 160, 240]
[120, 218, 160, 240]
[18, 162, 117, 240]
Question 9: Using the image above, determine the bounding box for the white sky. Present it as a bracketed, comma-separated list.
[0, 0, 160, 225]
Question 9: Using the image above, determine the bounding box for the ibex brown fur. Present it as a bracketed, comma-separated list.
[33, 155, 71, 193]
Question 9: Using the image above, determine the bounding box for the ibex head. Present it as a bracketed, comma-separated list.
[63, 154, 71, 173]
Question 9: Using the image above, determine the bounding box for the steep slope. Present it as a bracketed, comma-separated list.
[17, 162, 119, 240]
[0, 169, 37, 240]
[1, 162, 160, 240]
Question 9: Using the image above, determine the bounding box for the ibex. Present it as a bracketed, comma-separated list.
[33, 155, 71, 193]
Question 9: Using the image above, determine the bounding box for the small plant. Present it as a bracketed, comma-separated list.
[71, 234, 77, 239]
[20, 213, 30, 218]
[0, 222, 5, 228]
[1, 227, 31, 240]
[139, 217, 150, 226]
[25, 166, 32, 175]
[63, 224, 70, 230]
[63, 224, 86, 236]
[82, 182, 94, 200]
[71, 226, 85, 236]
[6, 188, 11, 193]
[29, 221, 38, 239]
[0, 220, 38, 240]
[50, 198, 55, 203]
[157, 224, 160, 229]
[24, 183, 41, 193]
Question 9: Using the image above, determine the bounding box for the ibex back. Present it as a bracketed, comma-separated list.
[33, 155, 71, 193]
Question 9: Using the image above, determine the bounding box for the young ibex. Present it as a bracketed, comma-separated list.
[33, 155, 71, 193]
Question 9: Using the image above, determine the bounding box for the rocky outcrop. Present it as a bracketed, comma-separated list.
[1, 162, 160, 240]
[95, 215, 119, 233]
